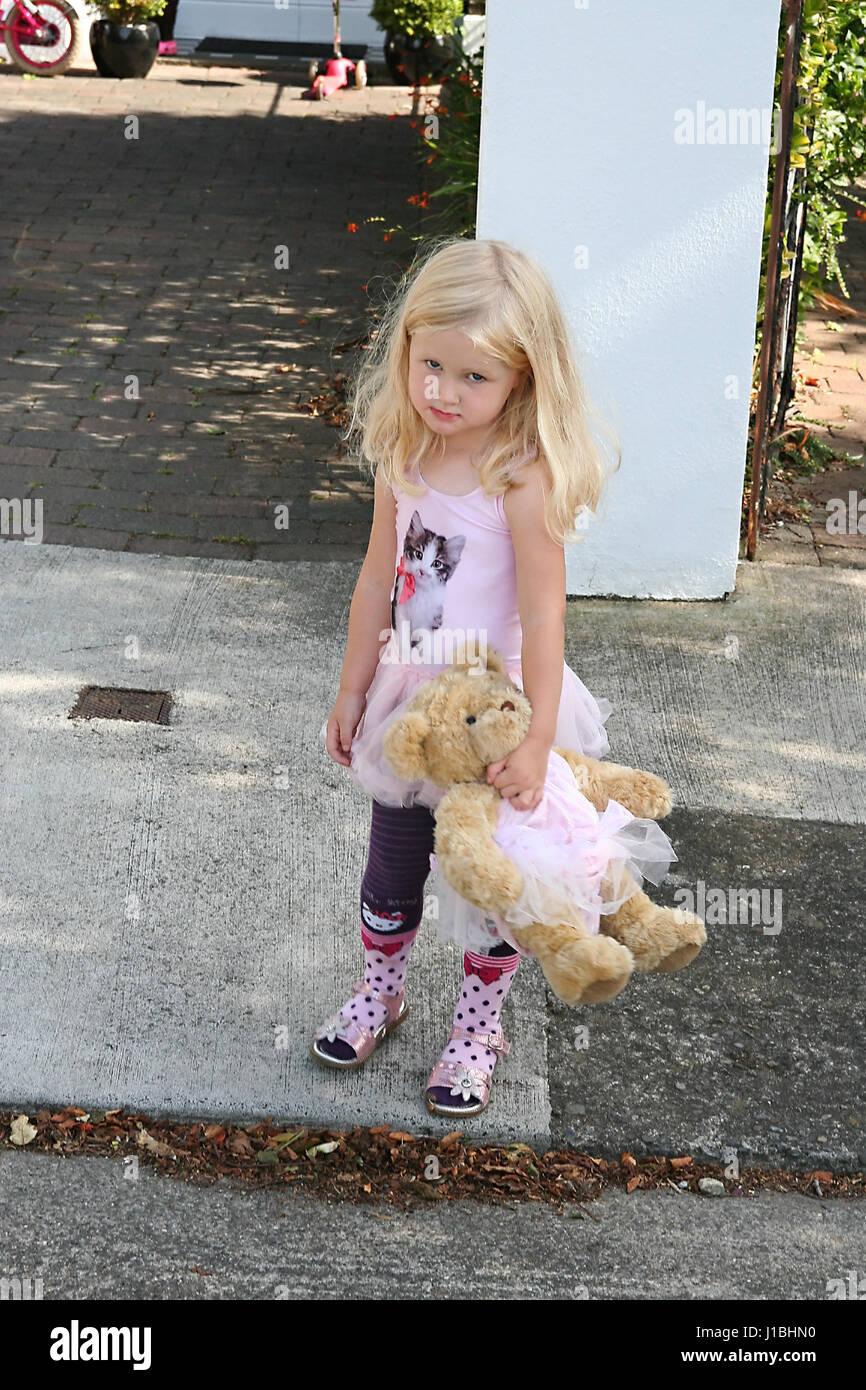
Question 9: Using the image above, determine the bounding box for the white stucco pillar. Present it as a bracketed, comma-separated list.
[476, 0, 782, 598]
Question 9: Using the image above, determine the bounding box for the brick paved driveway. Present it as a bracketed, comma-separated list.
[0, 60, 427, 559]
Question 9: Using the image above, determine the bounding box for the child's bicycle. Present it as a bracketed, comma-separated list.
[1, 0, 81, 75]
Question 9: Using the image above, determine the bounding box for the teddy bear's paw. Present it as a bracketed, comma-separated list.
[443, 860, 523, 917]
[651, 909, 706, 974]
[541, 934, 634, 1007]
[608, 770, 673, 820]
[608, 904, 706, 974]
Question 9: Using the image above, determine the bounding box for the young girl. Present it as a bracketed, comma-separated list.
[314, 235, 633, 1118]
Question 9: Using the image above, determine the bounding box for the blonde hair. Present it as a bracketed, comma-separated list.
[342, 236, 621, 546]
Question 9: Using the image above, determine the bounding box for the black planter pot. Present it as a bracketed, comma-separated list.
[383, 30, 456, 85]
[89, 20, 161, 78]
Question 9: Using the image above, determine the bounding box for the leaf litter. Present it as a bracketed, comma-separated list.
[1, 1107, 861, 1213]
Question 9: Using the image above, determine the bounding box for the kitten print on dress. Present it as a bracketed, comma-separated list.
[391, 510, 466, 651]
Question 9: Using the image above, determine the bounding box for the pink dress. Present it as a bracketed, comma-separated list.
[318, 460, 676, 954]
[319, 460, 614, 810]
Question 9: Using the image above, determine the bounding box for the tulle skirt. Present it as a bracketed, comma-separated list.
[427, 752, 677, 956]
[317, 646, 670, 956]
[318, 642, 613, 812]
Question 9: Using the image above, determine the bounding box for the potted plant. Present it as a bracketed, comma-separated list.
[370, 0, 464, 86]
[90, 0, 167, 78]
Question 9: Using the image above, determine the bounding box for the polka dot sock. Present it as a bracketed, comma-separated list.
[316, 921, 420, 1063]
[427, 944, 520, 1109]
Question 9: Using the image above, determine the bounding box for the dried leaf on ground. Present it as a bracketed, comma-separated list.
[9, 1114, 37, 1146]
[137, 1128, 175, 1158]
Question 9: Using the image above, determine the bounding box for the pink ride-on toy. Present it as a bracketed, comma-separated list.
[304, 0, 367, 99]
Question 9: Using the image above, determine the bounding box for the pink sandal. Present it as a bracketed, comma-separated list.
[424, 1023, 511, 1117]
[310, 979, 409, 1070]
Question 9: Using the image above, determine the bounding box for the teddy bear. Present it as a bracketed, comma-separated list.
[382, 644, 706, 1007]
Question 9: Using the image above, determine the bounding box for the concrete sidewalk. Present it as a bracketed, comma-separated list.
[1, 539, 863, 1169]
[3, 1149, 864, 1300]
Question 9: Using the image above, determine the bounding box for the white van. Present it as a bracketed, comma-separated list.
[173, 0, 385, 62]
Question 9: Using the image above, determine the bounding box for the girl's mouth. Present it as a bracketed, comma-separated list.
[430, 406, 459, 420]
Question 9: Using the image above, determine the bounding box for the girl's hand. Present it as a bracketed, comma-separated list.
[486, 735, 551, 811]
[325, 690, 367, 767]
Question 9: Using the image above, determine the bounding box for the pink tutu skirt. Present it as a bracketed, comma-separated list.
[429, 750, 677, 956]
[319, 639, 613, 812]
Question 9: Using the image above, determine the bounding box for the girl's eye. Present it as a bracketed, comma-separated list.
[423, 360, 484, 381]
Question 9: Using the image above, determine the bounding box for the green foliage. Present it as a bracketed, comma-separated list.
[416, 3, 866, 303]
[417, 25, 483, 237]
[96, 0, 167, 22]
[369, 0, 463, 39]
[795, 0, 866, 299]
[743, 0, 866, 531]
[761, 0, 866, 313]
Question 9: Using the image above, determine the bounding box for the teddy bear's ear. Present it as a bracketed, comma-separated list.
[482, 645, 506, 674]
[382, 710, 430, 780]
[448, 638, 506, 676]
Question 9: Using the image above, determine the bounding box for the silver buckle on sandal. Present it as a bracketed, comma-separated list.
[450, 1024, 510, 1055]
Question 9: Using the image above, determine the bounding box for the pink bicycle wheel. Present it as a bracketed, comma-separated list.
[5, 0, 79, 75]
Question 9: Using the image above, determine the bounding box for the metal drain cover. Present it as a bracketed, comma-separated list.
[69, 686, 172, 725]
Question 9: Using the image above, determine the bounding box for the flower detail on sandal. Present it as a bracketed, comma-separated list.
[449, 1067, 485, 1104]
[311, 981, 410, 1069]
[321, 1012, 352, 1044]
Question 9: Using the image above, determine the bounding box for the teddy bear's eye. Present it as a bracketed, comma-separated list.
[465, 715, 476, 724]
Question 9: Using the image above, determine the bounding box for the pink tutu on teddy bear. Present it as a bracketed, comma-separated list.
[429, 749, 677, 957]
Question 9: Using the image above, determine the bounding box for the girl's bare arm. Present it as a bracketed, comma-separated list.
[325, 468, 397, 766]
[338, 466, 397, 695]
[502, 461, 566, 747]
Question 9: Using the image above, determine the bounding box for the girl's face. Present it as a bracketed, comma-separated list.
[408, 329, 526, 447]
